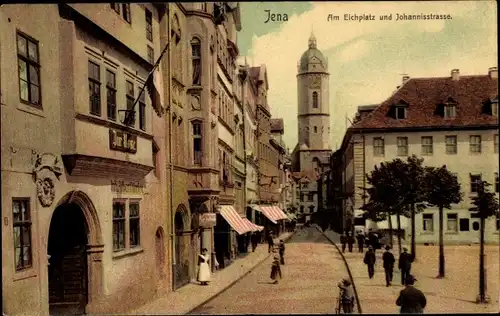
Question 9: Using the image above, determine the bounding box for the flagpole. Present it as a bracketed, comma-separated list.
[124, 40, 170, 123]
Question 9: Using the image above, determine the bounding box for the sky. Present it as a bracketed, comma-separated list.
[237, 1, 498, 151]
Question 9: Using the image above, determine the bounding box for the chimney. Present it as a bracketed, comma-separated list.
[451, 69, 460, 81]
[402, 74, 410, 84]
[488, 67, 498, 79]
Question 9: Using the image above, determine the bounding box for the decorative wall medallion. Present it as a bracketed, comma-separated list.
[36, 178, 56, 207]
[191, 95, 201, 110]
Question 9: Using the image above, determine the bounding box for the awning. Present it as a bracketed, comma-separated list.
[241, 217, 264, 232]
[219, 205, 252, 235]
[259, 205, 288, 223]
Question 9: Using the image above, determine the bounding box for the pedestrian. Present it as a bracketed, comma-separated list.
[278, 239, 285, 265]
[340, 232, 347, 253]
[251, 232, 259, 252]
[270, 254, 282, 284]
[399, 247, 414, 286]
[356, 231, 365, 253]
[337, 277, 355, 314]
[347, 231, 355, 252]
[383, 245, 395, 287]
[396, 275, 427, 314]
[363, 246, 376, 279]
[197, 248, 211, 286]
[267, 231, 274, 253]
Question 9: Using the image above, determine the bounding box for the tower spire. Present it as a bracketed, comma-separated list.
[308, 25, 317, 49]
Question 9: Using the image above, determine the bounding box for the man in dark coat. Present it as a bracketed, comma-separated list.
[396, 275, 427, 313]
[382, 245, 395, 286]
[356, 231, 365, 253]
[340, 233, 348, 253]
[251, 232, 259, 252]
[278, 239, 285, 265]
[347, 232, 355, 252]
[399, 247, 414, 285]
[267, 231, 274, 253]
[363, 246, 376, 279]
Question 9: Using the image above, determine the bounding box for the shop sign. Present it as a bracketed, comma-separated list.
[109, 129, 137, 153]
[111, 180, 145, 194]
[199, 213, 216, 228]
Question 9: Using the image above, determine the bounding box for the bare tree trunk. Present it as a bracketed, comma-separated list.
[411, 203, 416, 261]
[387, 212, 394, 248]
[478, 216, 486, 303]
[438, 206, 445, 278]
[396, 213, 402, 254]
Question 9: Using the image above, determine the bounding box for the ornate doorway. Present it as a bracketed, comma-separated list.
[48, 203, 88, 315]
[174, 208, 190, 289]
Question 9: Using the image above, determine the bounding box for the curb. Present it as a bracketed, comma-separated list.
[315, 227, 363, 314]
[185, 230, 297, 315]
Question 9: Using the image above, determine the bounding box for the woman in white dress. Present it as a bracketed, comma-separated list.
[197, 248, 211, 285]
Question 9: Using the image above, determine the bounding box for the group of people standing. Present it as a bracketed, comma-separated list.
[340, 229, 381, 254]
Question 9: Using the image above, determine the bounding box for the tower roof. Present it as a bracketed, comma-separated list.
[298, 31, 328, 74]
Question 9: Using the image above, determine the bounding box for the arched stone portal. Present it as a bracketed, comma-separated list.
[174, 204, 191, 289]
[48, 190, 103, 315]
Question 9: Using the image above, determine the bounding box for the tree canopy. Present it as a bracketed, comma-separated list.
[424, 165, 462, 209]
[469, 180, 499, 219]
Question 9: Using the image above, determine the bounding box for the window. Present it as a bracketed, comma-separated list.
[145, 9, 153, 41]
[446, 213, 458, 232]
[106, 70, 116, 120]
[129, 201, 140, 247]
[147, 45, 154, 64]
[126, 80, 135, 127]
[88, 61, 101, 115]
[421, 136, 433, 155]
[472, 221, 480, 231]
[495, 172, 499, 193]
[110, 3, 120, 14]
[445, 135, 457, 155]
[397, 137, 408, 156]
[469, 135, 481, 153]
[373, 137, 385, 156]
[112, 201, 126, 251]
[139, 91, 146, 131]
[422, 213, 433, 232]
[395, 106, 407, 119]
[300, 194, 304, 202]
[312, 91, 318, 108]
[193, 122, 202, 165]
[308, 193, 314, 201]
[122, 4, 131, 23]
[201, 3, 207, 12]
[495, 134, 499, 154]
[459, 218, 470, 231]
[314, 126, 317, 133]
[152, 142, 159, 177]
[470, 174, 482, 193]
[444, 104, 456, 118]
[12, 199, 32, 270]
[191, 38, 201, 85]
[17, 33, 41, 106]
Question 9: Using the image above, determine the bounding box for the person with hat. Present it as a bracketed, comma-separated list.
[398, 247, 414, 286]
[347, 232, 355, 253]
[337, 277, 355, 314]
[382, 245, 396, 287]
[340, 232, 348, 253]
[278, 239, 286, 265]
[363, 245, 376, 279]
[396, 275, 427, 313]
[356, 231, 365, 253]
[270, 254, 282, 284]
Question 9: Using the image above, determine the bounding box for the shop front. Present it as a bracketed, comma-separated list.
[256, 205, 289, 238]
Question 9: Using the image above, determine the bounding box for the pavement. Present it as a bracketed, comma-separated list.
[127, 231, 295, 315]
[322, 229, 500, 314]
[188, 226, 352, 315]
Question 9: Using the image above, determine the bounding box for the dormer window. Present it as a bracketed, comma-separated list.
[492, 97, 498, 117]
[442, 97, 457, 118]
[395, 105, 407, 119]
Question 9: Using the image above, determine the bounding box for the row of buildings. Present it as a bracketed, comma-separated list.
[322, 67, 499, 245]
[0, 3, 294, 315]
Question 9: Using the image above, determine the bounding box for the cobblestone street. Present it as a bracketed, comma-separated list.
[322, 229, 499, 314]
[189, 227, 351, 315]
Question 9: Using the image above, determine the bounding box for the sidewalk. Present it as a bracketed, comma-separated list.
[127, 231, 296, 315]
[323, 230, 499, 313]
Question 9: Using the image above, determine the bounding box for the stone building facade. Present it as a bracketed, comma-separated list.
[291, 32, 332, 220]
[1, 3, 169, 314]
[338, 68, 499, 244]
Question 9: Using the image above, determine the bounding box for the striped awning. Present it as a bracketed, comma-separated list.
[242, 217, 264, 232]
[219, 205, 252, 235]
[258, 205, 288, 223]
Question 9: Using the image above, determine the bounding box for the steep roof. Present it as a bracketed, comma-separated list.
[270, 118, 284, 132]
[351, 73, 498, 130]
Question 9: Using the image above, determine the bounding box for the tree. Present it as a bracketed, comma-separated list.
[469, 181, 499, 304]
[423, 165, 462, 278]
